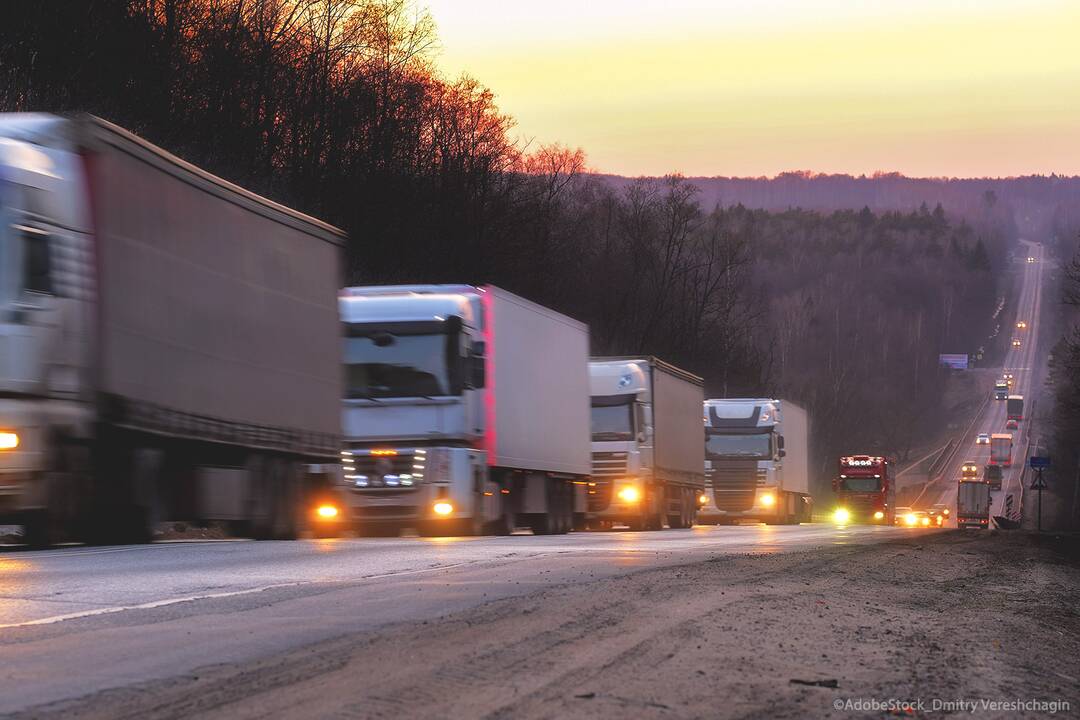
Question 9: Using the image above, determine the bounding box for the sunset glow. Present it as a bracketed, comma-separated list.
[426, 0, 1080, 177]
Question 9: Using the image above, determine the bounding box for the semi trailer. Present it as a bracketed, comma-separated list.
[957, 478, 990, 529]
[699, 398, 811, 524]
[339, 285, 590, 536]
[0, 114, 346, 546]
[587, 357, 704, 530]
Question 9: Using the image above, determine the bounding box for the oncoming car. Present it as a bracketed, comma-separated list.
[928, 504, 950, 526]
[1012, 338, 1022, 349]
[893, 506, 913, 526]
[976, 433, 990, 445]
[900, 510, 932, 527]
[1027, 256, 1036, 263]
[1016, 321, 1027, 329]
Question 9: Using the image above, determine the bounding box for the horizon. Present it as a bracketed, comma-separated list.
[426, 0, 1080, 178]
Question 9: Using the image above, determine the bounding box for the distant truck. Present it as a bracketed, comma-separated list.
[588, 358, 704, 530]
[957, 477, 990, 529]
[989, 434, 1013, 467]
[0, 114, 345, 546]
[984, 464, 1003, 491]
[699, 399, 811, 524]
[1007, 395, 1024, 421]
[338, 285, 590, 536]
[994, 381, 1009, 401]
[832, 455, 894, 524]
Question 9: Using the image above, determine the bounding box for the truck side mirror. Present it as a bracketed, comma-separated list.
[779, 449, 787, 457]
[21, 226, 53, 295]
[469, 354, 486, 389]
[778, 435, 785, 449]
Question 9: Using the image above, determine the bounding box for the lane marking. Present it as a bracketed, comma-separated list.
[0, 582, 309, 630]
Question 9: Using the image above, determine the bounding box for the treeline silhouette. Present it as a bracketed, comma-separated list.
[0, 0, 1008, 492]
[605, 171, 1080, 243]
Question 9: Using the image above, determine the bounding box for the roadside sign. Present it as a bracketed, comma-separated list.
[1029, 456, 1051, 469]
[1031, 474, 1047, 490]
[939, 354, 969, 370]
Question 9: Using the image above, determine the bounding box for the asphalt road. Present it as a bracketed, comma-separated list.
[0, 522, 930, 714]
[914, 240, 1045, 521]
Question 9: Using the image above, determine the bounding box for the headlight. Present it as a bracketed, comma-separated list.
[904, 513, 917, 526]
[0, 431, 18, 450]
[873, 511, 884, 521]
[433, 501, 454, 516]
[943, 508, 950, 516]
[316, 504, 339, 519]
[698, 493, 708, 505]
[833, 508, 850, 524]
[921, 516, 930, 527]
[759, 493, 776, 507]
[617, 487, 641, 503]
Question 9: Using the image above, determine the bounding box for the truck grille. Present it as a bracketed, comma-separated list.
[592, 452, 628, 477]
[343, 450, 422, 488]
[709, 460, 757, 511]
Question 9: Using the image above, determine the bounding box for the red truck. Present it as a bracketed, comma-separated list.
[832, 455, 894, 524]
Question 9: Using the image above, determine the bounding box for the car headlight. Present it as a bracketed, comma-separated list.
[617, 487, 640, 503]
[833, 508, 850, 524]
[921, 516, 930, 527]
[698, 493, 708, 505]
[0, 431, 18, 450]
[904, 513, 917, 526]
[873, 511, 884, 521]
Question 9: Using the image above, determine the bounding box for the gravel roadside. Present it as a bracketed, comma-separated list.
[21, 531, 1080, 720]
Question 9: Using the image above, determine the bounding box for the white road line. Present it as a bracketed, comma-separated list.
[0, 582, 310, 630]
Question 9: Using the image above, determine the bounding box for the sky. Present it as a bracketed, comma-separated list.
[423, 0, 1080, 178]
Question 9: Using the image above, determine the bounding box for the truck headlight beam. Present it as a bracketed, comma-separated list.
[617, 487, 640, 503]
[0, 431, 18, 450]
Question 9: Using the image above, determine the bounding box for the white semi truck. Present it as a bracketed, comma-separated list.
[588, 357, 704, 530]
[0, 114, 346, 546]
[339, 285, 590, 536]
[698, 398, 812, 524]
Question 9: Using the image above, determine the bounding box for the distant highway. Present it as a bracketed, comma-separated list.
[916, 240, 1045, 522]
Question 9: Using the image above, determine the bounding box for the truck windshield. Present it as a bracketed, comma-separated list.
[345, 331, 457, 398]
[841, 477, 882, 493]
[591, 399, 634, 441]
[705, 432, 772, 459]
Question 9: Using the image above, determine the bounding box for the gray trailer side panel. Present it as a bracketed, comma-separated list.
[779, 402, 810, 495]
[487, 287, 590, 476]
[84, 118, 343, 456]
[651, 361, 705, 488]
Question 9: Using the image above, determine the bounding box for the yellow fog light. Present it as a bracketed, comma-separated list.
[433, 501, 454, 516]
[698, 493, 708, 505]
[759, 493, 776, 508]
[833, 508, 850, 524]
[0, 431, 18, 450]
[316, 504, 339, 519]
[617, 487, 641, 503]
[873, 511, 884, 521]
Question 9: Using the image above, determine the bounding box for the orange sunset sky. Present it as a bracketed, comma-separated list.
[424, 0, 1080, 178]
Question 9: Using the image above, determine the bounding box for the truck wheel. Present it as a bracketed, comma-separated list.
[270, 460, 301, 540]
[24, 440, 89, 548]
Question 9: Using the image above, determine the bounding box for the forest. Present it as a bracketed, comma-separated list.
[0, 0, 1019, 491]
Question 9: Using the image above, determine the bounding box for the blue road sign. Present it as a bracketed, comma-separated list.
[1029, 456, 1051, 469]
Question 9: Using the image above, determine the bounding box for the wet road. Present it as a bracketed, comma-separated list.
[0, 522, 928, 713]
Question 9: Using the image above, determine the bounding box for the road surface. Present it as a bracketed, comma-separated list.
[1, 522, 925, 714]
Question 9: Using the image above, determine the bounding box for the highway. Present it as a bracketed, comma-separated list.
[0, 522, 926, 714]
[915, 240, 1045, 521]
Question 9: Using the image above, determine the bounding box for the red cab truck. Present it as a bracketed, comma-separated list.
[832, 455, 894, 524]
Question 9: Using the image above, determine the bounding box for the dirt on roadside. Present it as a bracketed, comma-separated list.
[24, 532, 1080, 720]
